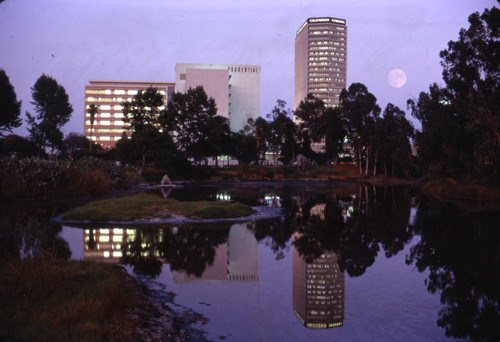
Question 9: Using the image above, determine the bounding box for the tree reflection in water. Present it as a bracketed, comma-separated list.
[0, 203, 71, 261]
[119, 224, 230, 278]
[406, 197, 500, 341]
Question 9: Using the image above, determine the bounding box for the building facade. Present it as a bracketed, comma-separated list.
[175, 63, 261, 132]
[84, 80, 175, 148]
[294, 17, 347, 111]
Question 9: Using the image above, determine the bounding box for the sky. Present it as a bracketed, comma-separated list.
[0, 0, 497, 137]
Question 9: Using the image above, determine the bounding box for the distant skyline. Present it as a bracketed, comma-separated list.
[0, 0, 497, 137]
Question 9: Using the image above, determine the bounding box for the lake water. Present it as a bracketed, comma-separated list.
[3, 182, 500, 341]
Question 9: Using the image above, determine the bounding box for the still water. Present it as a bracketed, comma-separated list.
[3, 182, 500, 341]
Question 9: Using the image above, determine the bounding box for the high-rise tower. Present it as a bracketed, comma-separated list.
[294, 17, 347, 111]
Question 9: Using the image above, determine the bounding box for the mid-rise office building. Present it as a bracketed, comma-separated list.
[294, 17, 347, 111]
[175, 63, 261, 132]
[84, 80, 175, 148]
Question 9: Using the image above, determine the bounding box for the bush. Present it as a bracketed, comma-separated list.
[0, 157, 142, 200]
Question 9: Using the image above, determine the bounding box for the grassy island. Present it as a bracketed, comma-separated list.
[61, 193, 255, 222]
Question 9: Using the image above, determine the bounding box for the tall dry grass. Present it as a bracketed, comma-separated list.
[0, 258, 142, 341]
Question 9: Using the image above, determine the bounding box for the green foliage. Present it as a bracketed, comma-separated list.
[61, 192, 255, 222]
[26, 74, 73, 152]
[437, 6, 500, 180]
[313, 107, 346, 162]
[162, 86, 231, 164]
[0, 68, 22, 135]
[294, 93, 326, 158]
[339, 83, 381, 175]
[267, 99, 297, 164]
[122, 87, 164, 133]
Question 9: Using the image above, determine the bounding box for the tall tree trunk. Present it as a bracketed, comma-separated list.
[373, 153, 378, 176]
[141, 145, 146, 170]
[365, 145, 370, 175]
[358, 148, 363, 175]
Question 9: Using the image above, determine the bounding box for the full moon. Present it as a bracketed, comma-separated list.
[388, 69, 407, 88]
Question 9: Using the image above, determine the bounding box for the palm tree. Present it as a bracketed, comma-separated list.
[87, 104, 98, 153]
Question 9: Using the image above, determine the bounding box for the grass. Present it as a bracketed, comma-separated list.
[61, 192, 255, 222]
[0, 259, 141, 342]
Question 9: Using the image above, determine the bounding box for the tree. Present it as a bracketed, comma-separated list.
[26, 74, 73, 154]
[121, 87, 165, 169]
[376, 103, 414, 177]
[294, 94, 326, 159]
[245, 117, 272, 164]
[439, 6, 500, 157]
[0, 69, 22, 135]
[312, 107, 346, 164]
[339, 83, 380, 175]
[87, 104, 98, 152]
[408, 84, 474, 177]
[162, 86, 230, 164]
[267, 99, 297, 165]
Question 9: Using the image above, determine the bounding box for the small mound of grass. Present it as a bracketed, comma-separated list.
[61, 193, 255, 222]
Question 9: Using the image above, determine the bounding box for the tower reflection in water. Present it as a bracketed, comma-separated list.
[173, 223, 258, 283]
[293, 247, 345, 329]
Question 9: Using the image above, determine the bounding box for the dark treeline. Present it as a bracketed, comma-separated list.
[1, 6, 498, 183]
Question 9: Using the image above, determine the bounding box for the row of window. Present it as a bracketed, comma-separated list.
[85, 113, 124, 118]
[89, 136, 122, 141]
[308, 59, 345, 66]
[86, 120, 125, 126]
[87, 128, 125, 134]
[309, 76, 346, 82]
[311, 31, 346, 37]
[310, 41, 346, 46]
[86, 89, 139, 95]
[86, 89, 167, 96]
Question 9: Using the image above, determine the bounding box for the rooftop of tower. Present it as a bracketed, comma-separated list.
[296, 17, 347, 36]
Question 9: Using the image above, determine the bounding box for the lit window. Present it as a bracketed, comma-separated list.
[115, 90, 125, 95]
[100, 120, 111, 125]
[101, 105, 111, 110]
[100, 136, 111, 141]
[99, 236, 109, 242]
[100, 113, 111, 118]
[114, 105, 122, 110]
[128, 90, 138, 95]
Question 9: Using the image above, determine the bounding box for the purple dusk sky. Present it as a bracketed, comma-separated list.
[0, 0, 497, 137]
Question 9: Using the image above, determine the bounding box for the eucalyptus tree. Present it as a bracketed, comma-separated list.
[294, 93, 326, 159]
[408, 84, 473, 177]
[312, 107, 347, 164]
[339, 83, 380, 175]
[0, 69, 22, 136]
[267, 99, 297, 165]
[376, 103, 414, 177]
[439, 6, 500, 179]
[26, 74, 73, 154]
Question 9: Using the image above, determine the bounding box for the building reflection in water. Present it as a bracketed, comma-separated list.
[84, 228, 138, 263]
[83, 223, 258, 283]
[293, 247, 345, 329]
[174, 223, 258, 283]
